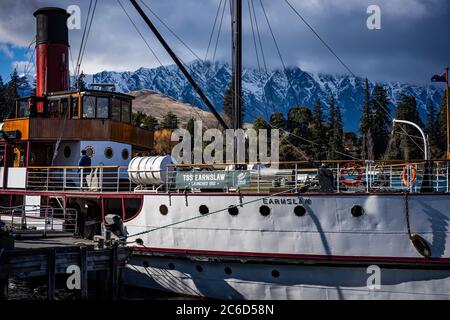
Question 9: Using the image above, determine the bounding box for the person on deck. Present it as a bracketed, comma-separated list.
[78, 150, 91, 189]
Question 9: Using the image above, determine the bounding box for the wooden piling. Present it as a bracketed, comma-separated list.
[0, 236, 130, 300]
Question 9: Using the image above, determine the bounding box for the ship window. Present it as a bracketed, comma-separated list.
[272, 270, 280, 278]
[111, 98, 121, 121]
[159, 205, 168, 215]
[259, 205, 271, 217]
[124, 198, 142, 221]
[96, 97, 109, 119]
[85, 146, 95, 158]
[294, 205, 306, 217]
[104, 147, 114, 159]
[47, 99, 60, 118]
[228, 205, 239, 216]
[17, 100, 30, 118]
[224, 267, 232, 275]
[121, 100, 131, 123]
[121, 149, 129, 160]
[83, 96, 96, 118]
[64, 146, 71, 158]
[351, 205, 364, 217]
[71, 97, 79, 119]
[60, 98, 69, 116]
[199, 205, 209, 215]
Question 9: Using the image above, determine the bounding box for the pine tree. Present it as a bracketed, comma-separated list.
[222, 79, 238, 128]
[132, 111, 146, 128]
[0, 75, 6, 120]
[269, 112, 286, 130]
[160, 112, 179, 130]
[253, 117, 270, 133]
[327, 97, 344, 160]
[360, 78, 373, 159]
[386, 94, 424, 160]
[3, 69, 25, 118]
[311, 99, 327, 159]
[370, 84, 391, 159]
[143, 115, 159, 131]
[76, 72, 87, 91]
[437, 90, 449, 158]
[425, 101, 439, 158]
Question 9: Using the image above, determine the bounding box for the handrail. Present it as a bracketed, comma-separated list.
[28, 165, 128, 169]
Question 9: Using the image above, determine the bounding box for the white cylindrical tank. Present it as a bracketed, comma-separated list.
[128, 156, 175, 186]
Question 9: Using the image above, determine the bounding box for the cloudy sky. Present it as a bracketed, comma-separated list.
[0, 0, 449, 85]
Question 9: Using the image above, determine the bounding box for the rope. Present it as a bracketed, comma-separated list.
[123, 186, 297, 240]
[403, 191, 412, 239]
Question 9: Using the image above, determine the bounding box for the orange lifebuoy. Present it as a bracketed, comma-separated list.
[339, 163, 363, 186]
[402, 166, 417, 187]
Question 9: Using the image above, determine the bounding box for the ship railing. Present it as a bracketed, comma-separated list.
[26, 166, 134, 192]
[0, 205, 78, 236]
[166, 160, 450, 194]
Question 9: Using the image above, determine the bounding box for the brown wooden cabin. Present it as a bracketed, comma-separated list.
[0, 90, 154, 168]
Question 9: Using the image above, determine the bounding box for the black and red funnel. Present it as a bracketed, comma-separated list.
[34, 7, 70, 111]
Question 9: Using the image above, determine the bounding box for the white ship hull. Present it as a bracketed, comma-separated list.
[123, 193, 450, 299]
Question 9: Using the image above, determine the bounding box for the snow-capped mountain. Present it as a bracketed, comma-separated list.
[89, 60, 444, 133]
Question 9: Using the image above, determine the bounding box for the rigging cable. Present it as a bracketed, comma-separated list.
[204, 0, 224, 61]
[283, 0, 424, 155]
[75, 0, 98, 81]
[117, 0, 166, 70]
[259, 0, 301, 109]
[74, 0, 93, 79]
[141, 0, 202, 61]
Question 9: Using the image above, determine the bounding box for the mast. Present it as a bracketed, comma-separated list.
[232, 0, 242, 130]
[129, 0, 229, 130]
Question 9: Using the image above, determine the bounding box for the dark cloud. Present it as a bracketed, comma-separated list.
[0, 0, 449, 84]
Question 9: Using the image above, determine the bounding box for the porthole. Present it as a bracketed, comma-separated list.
[168, 263, 175, 270]
[143, 260, 149, 268]
[63, 146, 71, 158]
[351, 205, 364, 217]
[272, 270, 280, 278]
[259, 205, 271, 217]
[199, 205, 209, 215]
[122, 149, 130, 160]
[159, 204, 168, 215]
[224, 267, 232, 275]
[85, 146, 95, 158]
[104, 147, 114, 159]
[196, 265, 203, 273]
[228, 206, 239, 216]
[294, 205, 306, 217]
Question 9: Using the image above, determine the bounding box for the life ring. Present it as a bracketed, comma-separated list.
[402, 166, 417, 187]
[339, 163, 363, 186]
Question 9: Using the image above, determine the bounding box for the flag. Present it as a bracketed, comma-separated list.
[431, 72, 447, 83]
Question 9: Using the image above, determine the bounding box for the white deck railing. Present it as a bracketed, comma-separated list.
[25, 161, 450, 194]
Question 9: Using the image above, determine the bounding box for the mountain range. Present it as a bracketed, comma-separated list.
[19, 60, 444, 133]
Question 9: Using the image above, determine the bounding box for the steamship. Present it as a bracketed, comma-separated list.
[1, 4, 450, 300]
